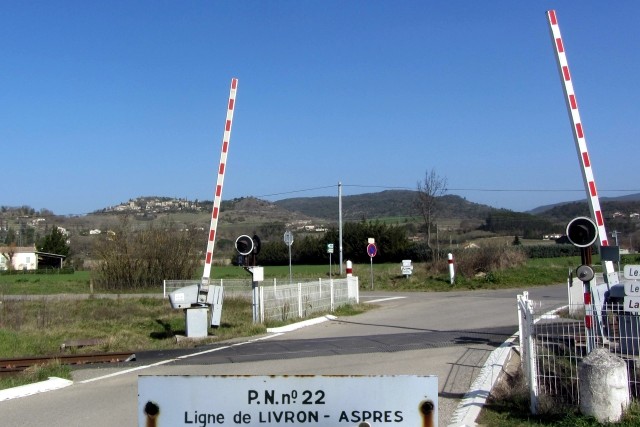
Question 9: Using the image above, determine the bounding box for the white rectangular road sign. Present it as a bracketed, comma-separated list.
[138, 375, 438, 426]
[624, 281, 640, 297]
[624, 265, 640, 280]
[624, 296, 640, 313]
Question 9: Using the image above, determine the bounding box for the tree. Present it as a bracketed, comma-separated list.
[415, 169, 447, 253]
[1, 242, 17, 271]
[37, 226, 70, 257]
[4, 227, 17, 245]
[92, 219, 201, 290]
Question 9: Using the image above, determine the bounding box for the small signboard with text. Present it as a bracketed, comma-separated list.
[138, 375, 437, 427]
[401, 260, 413, 276]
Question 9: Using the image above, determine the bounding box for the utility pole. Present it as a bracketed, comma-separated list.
[338, 182, 343, 275]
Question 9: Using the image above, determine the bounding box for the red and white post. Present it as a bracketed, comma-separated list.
[448, 253, 455, 285]
[546, 11, 617, 347]
[202, 78, 239, 284]
[546, 11, 616, 283]
[197, 78, 238, 328]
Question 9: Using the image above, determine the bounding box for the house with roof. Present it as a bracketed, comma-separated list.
[0, 246, 66, 271]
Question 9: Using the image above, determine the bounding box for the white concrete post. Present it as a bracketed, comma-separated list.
[579, 348, 629, 423]
[330, 279, 335, 312]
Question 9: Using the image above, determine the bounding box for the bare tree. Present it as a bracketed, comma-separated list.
[1, 242, 17, 271]
[415, 169, 447, 254]
[92, 218, 201, 291]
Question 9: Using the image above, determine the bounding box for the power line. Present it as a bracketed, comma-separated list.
[447, 188, 640, 193]
[255, 185, 337, 199]
[256, 184, 640, 199]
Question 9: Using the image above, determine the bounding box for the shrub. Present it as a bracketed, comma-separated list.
[91, 219, 200, 291]
[453, 245, 527, 277]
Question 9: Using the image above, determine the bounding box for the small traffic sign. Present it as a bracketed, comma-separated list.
[624, 265, 640, 280]
[283, 231, 294, 246]
[367, 243, 377, 258]
[327, 243, 334, 254]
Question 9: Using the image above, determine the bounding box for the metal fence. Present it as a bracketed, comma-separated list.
[518, 291, 640, 413]
[164, 277, 360, 323]
[260, 277, 359, 323]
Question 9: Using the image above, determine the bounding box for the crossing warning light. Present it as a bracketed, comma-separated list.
[235, 235, 254, 256]
[566, 217, 598, 248]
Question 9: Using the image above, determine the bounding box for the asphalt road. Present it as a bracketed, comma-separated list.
[0, 284, 567, 426]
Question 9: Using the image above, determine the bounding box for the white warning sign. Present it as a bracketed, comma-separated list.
[138, 375, 437, 426]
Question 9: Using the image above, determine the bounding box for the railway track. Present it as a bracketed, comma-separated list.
[0, 352, 136, 377]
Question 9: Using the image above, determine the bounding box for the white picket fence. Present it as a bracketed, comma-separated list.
[259, 277, 359, 323]
[164, 277, 359, 323]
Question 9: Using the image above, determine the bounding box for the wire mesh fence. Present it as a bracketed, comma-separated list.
[518, 291, 640, 413]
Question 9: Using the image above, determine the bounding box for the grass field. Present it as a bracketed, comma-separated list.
[0, 256, 580, 296]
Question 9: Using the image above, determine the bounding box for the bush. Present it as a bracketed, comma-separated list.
[453, 245, 527, 277]
[91, 219, 200, 291]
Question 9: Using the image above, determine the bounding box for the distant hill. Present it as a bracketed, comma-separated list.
[5, 191, 640, 249]
[532, 199, 640, 225]
[274, 190, 498, 222]
[529, 193, 640, 215]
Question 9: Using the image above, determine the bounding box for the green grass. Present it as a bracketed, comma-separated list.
[0, 270, 92, 294]
[0, 297, 267, 359]
[479, 388, 640, 426]
[479, 404, 640, 426]
[0, 362, 72, 390]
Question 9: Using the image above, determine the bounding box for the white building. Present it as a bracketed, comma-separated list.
[0, 246, 66, 271]
[0, 246, 37, 270]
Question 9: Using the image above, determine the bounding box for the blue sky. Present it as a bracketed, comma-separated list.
[2, 1, 638, 215]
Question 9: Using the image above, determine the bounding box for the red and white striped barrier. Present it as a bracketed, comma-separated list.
[546, 10, 617, 284]
[203, 78, 238, 283]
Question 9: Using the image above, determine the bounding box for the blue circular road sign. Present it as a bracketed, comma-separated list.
[367, 243, 377, 258]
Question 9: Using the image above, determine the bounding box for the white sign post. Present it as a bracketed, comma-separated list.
[367, 240, 377, 290]
[138, 375, 438, 427]
[401, 260, 413, 278]
[284, 231, 294, 284]
[327, 243, 334, 278]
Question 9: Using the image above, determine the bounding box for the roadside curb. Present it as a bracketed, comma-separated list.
[266, 315, 337, 333]
[0, 377, 73, 402]
[447, 335, 517, 427]
[448, 303, 567, 426]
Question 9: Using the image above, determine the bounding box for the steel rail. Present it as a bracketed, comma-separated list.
[0, 351, 136, 377]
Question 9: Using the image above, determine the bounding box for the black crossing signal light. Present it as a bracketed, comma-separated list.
[566, 216, 598, 248]
[235, 235, 254, 256]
